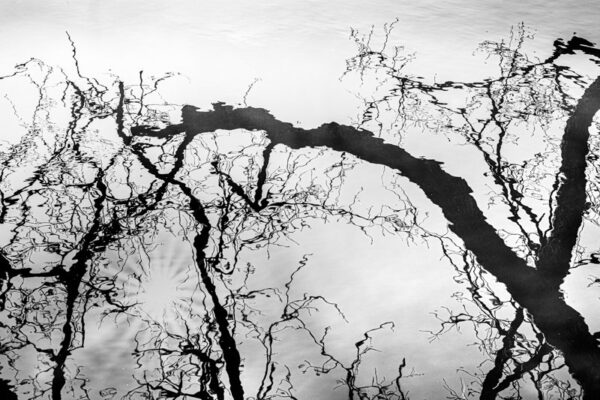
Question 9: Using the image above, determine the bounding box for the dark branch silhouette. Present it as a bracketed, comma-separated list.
[1, 27, 599, 400]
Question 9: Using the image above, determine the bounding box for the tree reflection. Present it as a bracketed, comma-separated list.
[1, 26, 600, 400]
[0, 45, 414, 399]
[341, 23, 600, 399]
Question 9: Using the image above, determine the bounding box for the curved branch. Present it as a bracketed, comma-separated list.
[136, 95, 600, 397]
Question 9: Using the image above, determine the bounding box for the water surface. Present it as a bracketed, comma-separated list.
[1, 2, 600, 400]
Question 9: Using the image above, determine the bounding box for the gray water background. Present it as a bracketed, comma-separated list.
[1, 1, 600, 399]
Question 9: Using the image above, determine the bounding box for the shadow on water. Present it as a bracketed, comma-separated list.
[1, 26, 600, 399]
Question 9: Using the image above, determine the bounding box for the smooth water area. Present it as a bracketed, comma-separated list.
[1, 1, 600, 399]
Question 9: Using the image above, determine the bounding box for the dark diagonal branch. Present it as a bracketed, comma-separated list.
[134, 95, 600, 397]
[536, 77, 600, 286]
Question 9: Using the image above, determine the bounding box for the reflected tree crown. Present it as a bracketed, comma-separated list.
[0, 25, 600, 400]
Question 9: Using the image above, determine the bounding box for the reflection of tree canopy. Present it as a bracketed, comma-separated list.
[0, 26, 600, 400]
[339, 23, 600, 399]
